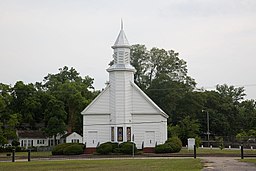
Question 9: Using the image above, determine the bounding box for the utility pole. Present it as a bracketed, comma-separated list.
[202, 110, 210, 147]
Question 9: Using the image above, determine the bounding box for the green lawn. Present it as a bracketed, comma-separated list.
[0, 151, 52, 157]
[240, 159, 256, 164]
[0, 159, 203, 171]
[179, 148, 256, 155]
[0, 151, 52, 161]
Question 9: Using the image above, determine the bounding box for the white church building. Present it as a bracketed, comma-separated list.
[81, 24, 168, 153]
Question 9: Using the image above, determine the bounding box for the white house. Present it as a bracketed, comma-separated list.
[18, 130, 67, 148]
[60, 132, 82, 143]
[81, 23, 168, 153]
[18, 130, 48, 148]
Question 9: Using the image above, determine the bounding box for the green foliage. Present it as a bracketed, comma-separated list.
[165, 136, 182, 147]
[63, 144, 83, 155]
[195, 136, 201, 148]
[12, 140, 20, 147]
[119, 142, 137, 155]
[96, 142, 137, 155]
[96, 142, 114, 155]
[155, 137, 182, 153]
[216, 137, 224, 150]
[52, 143, 74, 155]
[168, 116, 200, 145]
[236, 131, 248, 142]
[43, 66, 96, 133]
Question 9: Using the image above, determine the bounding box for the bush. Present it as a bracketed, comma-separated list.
[119, 142, 137, 155]
[155, 143, 172, 153]
[165, 136, 182, 147]
[63, 144, 83, 155]
[155, 137, 182, 153]
[12, 140, 20, 147]
[52, 143, 73, 155]
[96, 142, 113, 155]
[195, 136, 201, 148]
[96, 142, 137, 155]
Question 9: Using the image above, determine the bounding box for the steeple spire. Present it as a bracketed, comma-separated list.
[112, 20, 129, 48]
[121, 19, 123, 30]
[107, 21, 135, 72]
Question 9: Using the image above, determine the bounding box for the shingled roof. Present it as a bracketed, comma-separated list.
[17, 130, 47, 139]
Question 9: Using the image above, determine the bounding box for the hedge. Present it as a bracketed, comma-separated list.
[96, 142, 113, 155]
[119, 142, 137, 155]
[52, 143, 84, 155]
[96, 141, 137, 155]
[63, 144, 83, 155]
[155, 137, 182, 153]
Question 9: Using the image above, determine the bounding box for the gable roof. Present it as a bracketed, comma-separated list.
[81, 82, 168, 118]
[81, 85, 110, 115]
[61, 132, 82, 139]
[130, 82, 169, 118]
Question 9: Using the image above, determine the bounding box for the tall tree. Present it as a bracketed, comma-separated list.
[130, 45, 196, 90]
[44, 98, 66, 146]
[216, 84, 246, 104]
[43, 66, 97, 133]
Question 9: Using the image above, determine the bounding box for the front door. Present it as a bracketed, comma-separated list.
[87, 131, 98, 147]
[145, 131, 155, 147]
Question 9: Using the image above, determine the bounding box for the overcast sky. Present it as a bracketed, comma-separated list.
[0, 0, 255, 100]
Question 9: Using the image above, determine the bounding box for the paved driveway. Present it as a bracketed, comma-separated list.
[202, 157, 256, 171]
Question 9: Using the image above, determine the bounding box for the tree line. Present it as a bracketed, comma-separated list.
[0, 44, 256, 145]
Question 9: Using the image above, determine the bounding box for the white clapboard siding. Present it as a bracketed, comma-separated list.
[81, 86, 110, 114]
[132, 114, 167, 148]
[66, 132, 83, 143]
[131, 82, 168, 118]
[83, 114, 110, 147]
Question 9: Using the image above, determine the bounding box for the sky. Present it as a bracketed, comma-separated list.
[0, 0, 256, 100]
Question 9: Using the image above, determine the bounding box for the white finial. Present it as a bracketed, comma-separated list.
[121, 19, 123, 30]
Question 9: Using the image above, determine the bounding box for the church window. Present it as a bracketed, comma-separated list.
[117, 127, 123, 142]
[127, 127, 131, 141]
[111, 127, 115, 141]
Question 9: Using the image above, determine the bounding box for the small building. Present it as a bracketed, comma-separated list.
[18, 130, 48, 148]
[60, 132, 82, 143]
[81, 23, 168, 153]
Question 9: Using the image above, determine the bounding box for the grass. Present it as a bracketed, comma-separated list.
[240, 159, 256, 164]
[0, 159, 203, 171]
[0, 151, 52, 157]
[179, 147, 256, 155]
[0, 151, 52, 161]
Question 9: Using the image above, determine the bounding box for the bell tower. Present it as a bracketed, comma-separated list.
[107, 21, 135, 142]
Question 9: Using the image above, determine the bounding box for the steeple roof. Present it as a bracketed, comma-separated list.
[112, 21, 130, 48]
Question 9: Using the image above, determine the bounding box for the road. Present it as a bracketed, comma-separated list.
[202, 157, 256, 171]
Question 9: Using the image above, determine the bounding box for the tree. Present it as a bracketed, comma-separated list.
[0, 83, 19, 144]
[177, 116, 200, 145]
[168, 116, 200, 145]
[44, 98, 66, 146]
[10, 81, 43, 129]
[216, 84, 246, 104]
[130, 45, 196, 90]
[43, 66, 97, 133]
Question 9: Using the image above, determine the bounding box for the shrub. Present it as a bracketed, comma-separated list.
[96, 142, 113, 155]
[12, 140, 20, 147]
[155, 143, 172, 153]
[156, 137, 182, 153]
[119, 142, 137, 155]
[165, 136, 182, 147]
[195, 136, 201, 148]
[63, 144, 83, 155]
[52, 143, 73, 155]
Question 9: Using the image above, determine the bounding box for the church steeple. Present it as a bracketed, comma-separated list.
[112, 20, 130, 48]
[107, 21, 135, 72]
